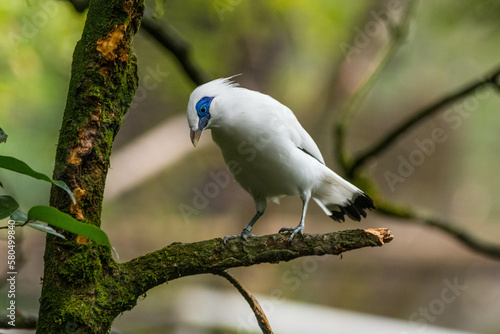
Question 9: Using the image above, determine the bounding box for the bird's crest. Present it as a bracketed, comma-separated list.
[187, 75, 242, 132]
[195, 75, 241, 96]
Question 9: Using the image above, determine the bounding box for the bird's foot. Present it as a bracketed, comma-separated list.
[223, 229, 258, 245]
[278, 225, 304, 242]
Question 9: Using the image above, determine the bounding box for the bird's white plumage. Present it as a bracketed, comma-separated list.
[187, 77, 374, 241]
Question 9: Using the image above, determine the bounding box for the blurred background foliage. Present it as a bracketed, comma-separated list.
[1, 0, 500, 333]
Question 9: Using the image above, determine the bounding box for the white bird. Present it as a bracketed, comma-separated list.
[187, 77, 374, 242]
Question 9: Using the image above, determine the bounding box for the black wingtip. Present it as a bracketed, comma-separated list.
[329, 193, 375, 223]
[354, 193, 375, 210]
[330, 210, 346, 222]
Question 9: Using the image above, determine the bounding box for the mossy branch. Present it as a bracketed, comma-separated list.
[117, 229, 393, 299]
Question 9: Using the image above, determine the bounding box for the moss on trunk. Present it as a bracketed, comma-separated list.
[37, 0, 144, 332]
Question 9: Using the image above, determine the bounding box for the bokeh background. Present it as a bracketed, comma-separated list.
[1, 0, 500, 333]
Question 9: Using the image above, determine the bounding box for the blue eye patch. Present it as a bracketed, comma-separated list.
[196, 96, 215, 118]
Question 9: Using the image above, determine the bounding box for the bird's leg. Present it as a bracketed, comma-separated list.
[279, 193, 310, 242]
[223, 210, 264, 244]
[240, 210, 263, 239]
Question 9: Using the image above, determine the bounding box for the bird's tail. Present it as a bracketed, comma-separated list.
[312, 172, 375, 222]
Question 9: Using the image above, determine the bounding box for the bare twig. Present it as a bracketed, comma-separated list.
[349, 65, 500, 176]
[215, 271, 273, 334]
[334, 0, 419, 174]
[377, 201, 500, 260]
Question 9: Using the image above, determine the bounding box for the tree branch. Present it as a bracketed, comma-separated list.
[328, 2, 500, 261]
[141, 8, 209, 86]
[376, 202, 500, 260]
[334, 0, 418, 175]
[215, 271, 273, 334]
[117, 229, 393, 303]
[349, 65, 500, 176]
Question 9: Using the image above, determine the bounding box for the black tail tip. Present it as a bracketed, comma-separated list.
[329, 193, 375, 222]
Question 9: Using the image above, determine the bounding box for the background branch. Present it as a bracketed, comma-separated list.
[215, 270, 273, 334]
[327, 0, 500, 262]
[334, 0, 418, 175]
[141, 8, 209, 86]
[376, 202, 500, 260]
[349, 65, 500, 176]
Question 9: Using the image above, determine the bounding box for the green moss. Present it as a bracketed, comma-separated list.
[37, 0, 145, 332]
[37, 241, 127, 333]
[58, 250, 98, 283]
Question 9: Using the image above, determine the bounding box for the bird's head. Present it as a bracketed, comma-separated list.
[187, 95, 214, 147]
[187, 76, 240, 147]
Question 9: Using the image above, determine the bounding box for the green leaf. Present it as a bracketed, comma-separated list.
[0, 155, 75, 204]
[11, 209, 27, 223]
[27, 221, 66, 239]
[0, 195, 19, 220]
[27, 206, 111, 248]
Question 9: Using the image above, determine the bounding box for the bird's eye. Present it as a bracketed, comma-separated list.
[196, 96, 214, 118]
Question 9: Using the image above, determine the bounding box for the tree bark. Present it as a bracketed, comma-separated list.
[37, 0, 144, 332]
[118, 229, 393, 300]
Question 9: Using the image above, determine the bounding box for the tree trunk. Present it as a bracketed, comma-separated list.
[36, 0, 144, 332]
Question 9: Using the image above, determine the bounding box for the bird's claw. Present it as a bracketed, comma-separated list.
[222, 235, 237, 244]
[223, 230, 258, 245]
[278, 226, 304, 242]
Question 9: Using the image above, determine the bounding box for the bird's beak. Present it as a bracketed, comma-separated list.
[190, 129, 202, 147]
[191, 116, 210, 147]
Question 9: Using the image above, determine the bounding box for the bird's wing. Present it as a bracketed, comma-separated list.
[235, 90, 325, 165]
[295, 127, 325, 164]
[279, 105, 325, 165]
